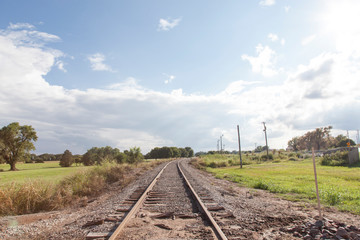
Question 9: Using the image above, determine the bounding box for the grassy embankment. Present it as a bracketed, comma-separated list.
[194, 153, 360, 215]
[0, 160, 164, 216]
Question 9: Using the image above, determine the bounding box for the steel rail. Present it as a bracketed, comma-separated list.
[177, 161, 228, 240]
[108, 161, 171, 240]
[108, 160, 228, 240]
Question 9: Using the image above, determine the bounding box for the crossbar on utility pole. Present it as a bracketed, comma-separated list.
[237, 125, 243, 168]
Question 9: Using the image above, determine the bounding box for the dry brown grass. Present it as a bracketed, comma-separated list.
[0, 160, 165, 216]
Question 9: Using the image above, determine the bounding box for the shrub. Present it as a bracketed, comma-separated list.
[289, 157, 297, 161]
[260, 153, 273, 161]
[321, 151, 349, 166]
[321, 188, 342, 205]
[217, 162, 228, 168]
[253, 180, 269, 190]
[288, 152, 295, 157]
[190, 158, 206, 170]
[208, 162, 217, 168]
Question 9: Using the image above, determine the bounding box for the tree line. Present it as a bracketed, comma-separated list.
[287, 126, 356, 151]
[1, 122, 195, 171]
[144, 146, 194, 159]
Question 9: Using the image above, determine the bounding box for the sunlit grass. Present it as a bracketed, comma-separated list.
[197, 155, 360, 215]
[0, 162, 91, 186]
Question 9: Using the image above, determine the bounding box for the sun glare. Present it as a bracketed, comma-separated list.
[319, 0, 360, 55]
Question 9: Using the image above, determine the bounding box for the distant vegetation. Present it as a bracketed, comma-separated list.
[287, 126, 356, 151]
[145, 146, 194, 159]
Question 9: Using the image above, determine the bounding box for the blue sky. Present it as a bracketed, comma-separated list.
[1, 0, 360, 154]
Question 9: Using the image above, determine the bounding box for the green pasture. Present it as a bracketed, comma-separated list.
[200, 154, 360, 214]
[0, 162, 91, 186]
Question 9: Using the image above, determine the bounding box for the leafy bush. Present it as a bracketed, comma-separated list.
[289, 157, 297, 161]
[260, 153, 273, 161]
[253, 180, 269, 190]
[321, 151, 349, 166]
[321, 188, 342, 205]
[207, 161, 228, 168]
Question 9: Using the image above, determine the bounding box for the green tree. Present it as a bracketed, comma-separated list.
[287, 137, 300, 151]
[127, 146, 144, 165]
[0, 122, 38, 171]
[179, 148, 188, 157]
[184, 147, 194, 157]
[338, 138, 356, 147]
[115, 152, 127, 164]
[60, 150, 73, 167]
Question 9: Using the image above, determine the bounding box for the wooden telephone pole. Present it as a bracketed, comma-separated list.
[237, 125, 243, 168]
[262, 122, 269, 160]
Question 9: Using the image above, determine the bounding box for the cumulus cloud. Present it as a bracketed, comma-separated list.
[158, 18, 181, 31]
[242, 44, 278, 77]
[88, 53, 114, 72]
[259, 0, 275, 6]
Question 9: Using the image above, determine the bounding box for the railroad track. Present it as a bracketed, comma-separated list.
[85, 159, 241, 240]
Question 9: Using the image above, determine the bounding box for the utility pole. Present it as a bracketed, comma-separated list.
[262, 122, 269, 160]
[220, 134, 224, 154]
[237, 125, 243, 168]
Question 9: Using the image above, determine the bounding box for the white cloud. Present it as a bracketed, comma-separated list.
[242, 44, 278, 77]
[301, 34, 316, 45]
[259, 0, 275, 6]
[8, 22, 35, 30]
[88, 53, 114, 72]
[280, 38, 285, 45]
[56, 60, 67, 72]
[158, 18, 181, 31]
[268, 33, 279, 42]
[284, 6, 291, 13]
[163, 73, 175, 84]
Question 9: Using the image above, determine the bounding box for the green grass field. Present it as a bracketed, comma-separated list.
[0, 162, 91, 186]
[198, 154, 360, 214]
